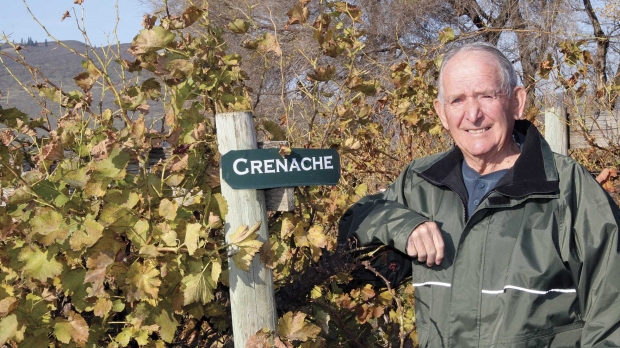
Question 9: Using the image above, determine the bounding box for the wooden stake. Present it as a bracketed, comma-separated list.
[544, 106, 568, 155]
[215, 111, 277, 347]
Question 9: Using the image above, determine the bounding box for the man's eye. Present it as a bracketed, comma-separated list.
[481, 94, 493, 99]
[450, 98, 462, 104]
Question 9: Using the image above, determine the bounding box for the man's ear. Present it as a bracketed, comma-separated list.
[434, 99, 449, 130]
[512, 86, 527, 120]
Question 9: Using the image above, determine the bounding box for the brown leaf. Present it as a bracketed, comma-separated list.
[40, 138, 65, 161]
[0, 297, 19, 317]
[142, 14, 157, 29]
[169, 153, 189, 172]
[245, 329, 273, 348]
[91, 136, 115, 161]
[205, 168, 220, 188]
[84, 252, 115, 297]
[0, 129, 14, 146]
[279, 112, 288, 126]
[61, 11, 71, 21]
[136, 104, 150, 115]
[258, 33, 282, 56]
[286, 3, 309, 27]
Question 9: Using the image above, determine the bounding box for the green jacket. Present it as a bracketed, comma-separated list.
[339, 120, 620, 347]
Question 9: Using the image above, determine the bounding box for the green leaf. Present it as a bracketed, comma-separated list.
[153, 308, 179, 343]
[128, 27, 176, 55]
[19, 245, 63, 282]
[58, 269, 90, 312]
[228, 19, 250, 34]
[0, 314, 25, 345]
[58, 160, 90, 189]
[91, 147, 130, 181]
[172, 79, 195, 114]
[0, 106, 28, 128]
[211, 193, 228, 220]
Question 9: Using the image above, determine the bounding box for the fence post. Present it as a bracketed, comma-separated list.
[544, 105, 569, 155]
[215, 111, 277, 347]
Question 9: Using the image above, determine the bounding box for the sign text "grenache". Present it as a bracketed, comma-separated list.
[233, 156, 334, 175]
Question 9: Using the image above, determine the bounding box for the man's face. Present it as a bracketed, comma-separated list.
[433, 51, 526, 166]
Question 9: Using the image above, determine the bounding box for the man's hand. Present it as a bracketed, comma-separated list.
[406, 221, 444, 267]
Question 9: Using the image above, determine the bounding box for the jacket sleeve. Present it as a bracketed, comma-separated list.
[563, 165, 620, 347]
[338, 165, 429, 254]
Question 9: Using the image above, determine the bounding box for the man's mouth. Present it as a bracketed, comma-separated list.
[467, 127, 490, 134]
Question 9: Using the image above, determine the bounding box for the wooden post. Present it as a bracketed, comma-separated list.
[544, 106, 569, 156]
[215, 111, 277, 348]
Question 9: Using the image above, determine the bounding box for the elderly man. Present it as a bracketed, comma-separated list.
[339, 42, 620, 347]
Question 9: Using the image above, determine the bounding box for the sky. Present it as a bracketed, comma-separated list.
[0, 0, 152, 46]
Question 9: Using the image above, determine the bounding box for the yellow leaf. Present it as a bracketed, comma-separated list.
[277, 312, 321, 342]
[280, 213, 296, 239]
[185, 223, 201, 256]
[233, 239, 263, 271]
[228, 221, 261, 244]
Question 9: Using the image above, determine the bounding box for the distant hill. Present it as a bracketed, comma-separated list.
[0, 40, 163, 128]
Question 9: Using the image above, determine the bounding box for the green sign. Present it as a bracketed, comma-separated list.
[221, 148, 340, 189]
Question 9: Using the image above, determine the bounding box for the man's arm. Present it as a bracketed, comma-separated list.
[339, 167, 445, 266]
[564, 167, 620, 346]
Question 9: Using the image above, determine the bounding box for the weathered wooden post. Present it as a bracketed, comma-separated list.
[544, 105, 569, 155]
[215, 111, 277, 348]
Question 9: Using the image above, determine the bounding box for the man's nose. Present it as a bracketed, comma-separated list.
[463, 97, 482, 123]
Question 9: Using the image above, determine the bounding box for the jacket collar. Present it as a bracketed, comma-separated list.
[416, 120, 560, 199]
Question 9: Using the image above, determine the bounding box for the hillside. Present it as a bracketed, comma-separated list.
[0, 40, 162, 127]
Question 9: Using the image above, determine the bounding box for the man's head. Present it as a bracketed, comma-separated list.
[436, 42, 519, 103]
[433, 42, 527, 173]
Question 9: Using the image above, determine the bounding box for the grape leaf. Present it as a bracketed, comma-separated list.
[129, 27, 176, 55]
[125, 261, 161, 302]
[30, 208, 69, 246]
[53, 311, 89, 345]
[153, 308, 179, 343]
[159, 198, 178, 221]
[277, 312, 321, 342]
[181, 266, 216, 305]
[228, 221, 263, 271]
[69, 217, 103, 251]
[0, 314, 25, 345]
[0, 297, 18, 317]
[185, 223, 201, 256]
[19, 245, 63, 282]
